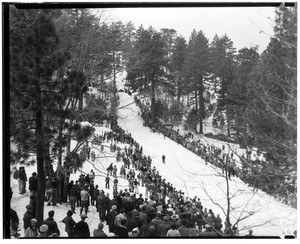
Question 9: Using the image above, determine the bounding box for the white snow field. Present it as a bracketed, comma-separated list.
[9, 72, 296, 238]
[117, 90, 297, 237]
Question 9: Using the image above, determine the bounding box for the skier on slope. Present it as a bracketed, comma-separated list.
[162, 155, 166, 164]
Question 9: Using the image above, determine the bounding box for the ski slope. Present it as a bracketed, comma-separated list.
[117, 90, 297, 237]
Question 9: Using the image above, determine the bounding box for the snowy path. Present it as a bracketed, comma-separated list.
[117, 91, 297, 237]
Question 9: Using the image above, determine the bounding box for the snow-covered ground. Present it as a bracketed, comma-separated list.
[117, 90, 297, 237]
[9, 71, 297, 238]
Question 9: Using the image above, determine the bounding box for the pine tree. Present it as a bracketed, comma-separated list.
[183, 30, 210, 134]
[227, 47, 259, 147]
[170, 36, 187, 103]
[126, 26, 169, 121]
[10, 7, 68, 224]
[211, 34, 236, 136]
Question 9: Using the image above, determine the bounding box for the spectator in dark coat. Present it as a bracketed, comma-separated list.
[139, 216, 152, 237]
[69, 185, 78, 213]
[122, 198, 134, 214]
[105, 205, 118, 233]
[23, 204, 33, 232]
[28, 172, 38, 194]
[96, 191, 106, 221]
[133, 215, 144, 229]
[150, 212, 163, 236]
[93, 222, 107, 237]
[214, 214, 222, 230]
[158, 216, 171, 237]
[42, 210, 60, 237]
[125, 211, 138, 232]
[74, 214, 90, 237]
[18, 167, 27, 194]
[104, 193, 111, 216]
[178, 219, 189, 236]
[114, 219, 128, 237]
[10, 208, 20, 238]
[67, 180, 74, 203]
[62, 210, 76, 237]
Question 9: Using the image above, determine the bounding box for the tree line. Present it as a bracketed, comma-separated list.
[8, 5, 296, 226]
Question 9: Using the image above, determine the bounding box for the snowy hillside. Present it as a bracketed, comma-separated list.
[9, 71, 296, 238]
[117, 88, 297, 237]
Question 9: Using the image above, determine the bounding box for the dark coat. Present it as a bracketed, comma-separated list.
[19, 170, 27, 181]
[42, 217, 60, 237]
[140, 223, 151, 237]
[29, 176, 38, 191]
[158, 222, 171, 237]
[122, 201, 134, 214]
[105, 210, 118, 232]
[125, 217, 138, 232]
[62, 216, 76, 234]
[104, 196, 110, 211]
[74, 220, 90, 237]
[115, 226, 129, 237]
[23, 211, 33, 230]
[178, 225, 189, 237]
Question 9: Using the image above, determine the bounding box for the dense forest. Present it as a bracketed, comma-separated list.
[9, 5, 296, 224]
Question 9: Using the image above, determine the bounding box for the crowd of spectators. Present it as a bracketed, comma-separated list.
[134, 95, 296, 207]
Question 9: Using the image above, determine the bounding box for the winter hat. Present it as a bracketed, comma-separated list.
[30, 218, 37, 223]
[32, 172, 37, 176]
[39, 224, 48, 233]
[205, 224, 212, 230]
[171, 214, 179, 220]
[98, 222, 104, 230]
[67, 210, 73, 216]
[26, 204, 33, 209]
[48, 210, 55, 217]
[132, 227, 139, 234]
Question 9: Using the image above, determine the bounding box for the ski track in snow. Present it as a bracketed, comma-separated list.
[10, 72, 296, 238]
[117, 90, 297, 237]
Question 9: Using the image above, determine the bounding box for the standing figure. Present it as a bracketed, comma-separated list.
[105, 174, 110, 189]
[162, 155, 166, 164]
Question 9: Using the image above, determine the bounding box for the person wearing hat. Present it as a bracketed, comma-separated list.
[158, 216, 171, 236]
[74, 213, 90, 237]
[150, 212, 163, 236]
[29, 172, 38, 195]
[18, 167, 27, 194]
[62, 210, 76, 237]
[105, 205, 118, 233]
[199, 224, 218, 237]
[24, 218, 38, 237]
[23, 204, 33, 232]
[42, 210, 60, 237]
[131, 227, 139, 237]
[170, 214, 181, 229]
[114, 218, 128, 237]
[37, 224, 48, 237]
[93, 222, 107, 237]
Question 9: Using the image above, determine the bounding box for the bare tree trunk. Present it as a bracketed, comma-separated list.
[199, 75, 204, 135]
[35, 83, 46, 226]
[151, 80, 155, 122]
[225, 161, 231, 235]
[227, 114, 230, 137]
